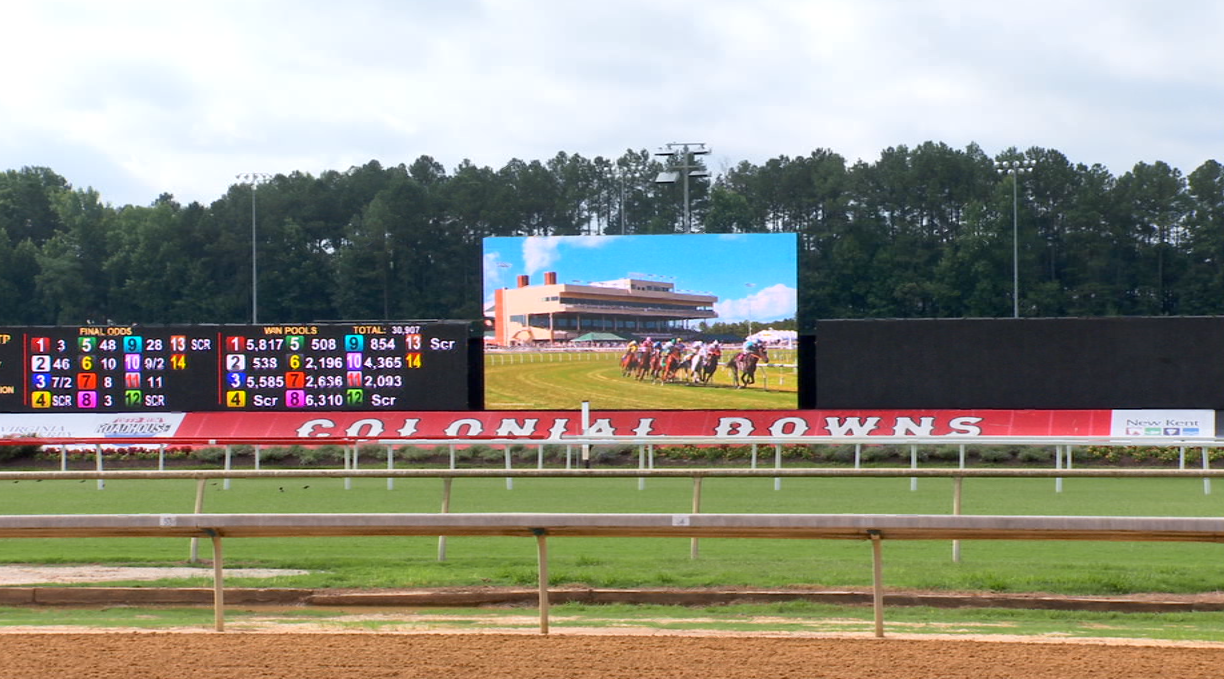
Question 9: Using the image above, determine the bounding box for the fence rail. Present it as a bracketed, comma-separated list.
[2, 511, 1222, 637]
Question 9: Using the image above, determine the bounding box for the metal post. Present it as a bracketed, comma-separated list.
[773, 444, 782, 491]
[189, 478, 206, 563]
[211, 532, 225, 632]
[94, 442, 104, 491]
[386, 445, 394, 491]
[1055, 445, 1063, 493]
[952, 476, 963, 563]
[438, 477, 452, 562]
[909, 444, 918, 492]
[344, 445, 352, 491]
[638, 445, 646, 491]
[223, 445, 232, 490]
[504, 445, 513, 490]
[870, 531, 885, 638]
[1203, 447, 1212, 495]
[536, 531, 550, 635]
[690, 476, 703, 560]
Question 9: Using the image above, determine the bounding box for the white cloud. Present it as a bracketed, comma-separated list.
[521, 237, 560, 276]
[715, 284, 798, 323]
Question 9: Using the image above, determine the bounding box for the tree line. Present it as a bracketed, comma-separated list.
[1, 141, 1221, 331]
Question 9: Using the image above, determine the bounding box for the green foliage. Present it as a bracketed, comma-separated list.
[0, 151, 1221, 325]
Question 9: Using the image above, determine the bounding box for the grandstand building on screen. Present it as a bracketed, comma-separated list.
[492, 271, 717, 345]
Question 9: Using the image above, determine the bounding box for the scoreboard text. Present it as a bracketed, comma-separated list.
[0, 322, 470, 412]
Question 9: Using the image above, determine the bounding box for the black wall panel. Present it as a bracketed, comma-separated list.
[814, 317, 1224, 409]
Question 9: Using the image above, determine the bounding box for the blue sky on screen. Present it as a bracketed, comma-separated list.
[483, 234, 797, 324]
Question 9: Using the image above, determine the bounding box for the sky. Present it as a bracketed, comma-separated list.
[483, 234, 797, 324]
[3, 1, 1221, 208]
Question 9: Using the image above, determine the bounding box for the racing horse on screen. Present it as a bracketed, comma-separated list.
[727, 344, 768, 388]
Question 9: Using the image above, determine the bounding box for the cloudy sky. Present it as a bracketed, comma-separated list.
[3, 1, 1220, 208]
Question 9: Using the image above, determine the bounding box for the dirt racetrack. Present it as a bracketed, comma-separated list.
[2, 632, 1223, 679]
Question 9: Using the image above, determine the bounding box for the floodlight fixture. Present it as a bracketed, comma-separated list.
[654, 142, 711, 232]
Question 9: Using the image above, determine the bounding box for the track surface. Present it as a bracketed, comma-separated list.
[2, 632, 1222, 679]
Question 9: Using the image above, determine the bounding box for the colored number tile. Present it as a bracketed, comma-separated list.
[30, 391, 52, 409]
[77, 391, 98, 409]
[225, 390, 247, 408]
[284, 389, 306, 408]
[345, 388, 364, 406]
[345, 334, 364, 351]
[346, 371, 362, 387]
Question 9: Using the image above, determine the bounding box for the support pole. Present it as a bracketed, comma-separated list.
[773, 444, 782, 491]
[223, 445, 232, 490]
[581, 401, 591, 469]
[189, 477, 206, 563]
[386, 445, 394, 490]
[690, 476, 703, 560]
[438, 477, 453, 562]
[638, 445, 646, 491]
[94, 442, 104, 491]
[504, 445, 514, 490]
[210, 531, 225, 632]
[1055, 445, 1064, 493]
[909, 444, 918, 492]
[870, 531, 885, 638]
[536, 531, 550, 635]
[1203, 447, 1212, 496]
[952, 476, 963, 563]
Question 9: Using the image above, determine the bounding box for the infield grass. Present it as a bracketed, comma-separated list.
[1, 474, 1223, 595]
[484, 350, 798, 409]
[3, 602, 1224, 642]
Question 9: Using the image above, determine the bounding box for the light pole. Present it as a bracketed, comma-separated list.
[654, 142, 710, 232]
[994, 159, 1034, 318]
[236, 173, 272, 324]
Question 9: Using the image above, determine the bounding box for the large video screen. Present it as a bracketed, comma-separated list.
[482, 234, 798, 410]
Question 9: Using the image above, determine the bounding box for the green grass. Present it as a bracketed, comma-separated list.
[2, 475, 1224, 595]
[3, 602, 1224, 642]
[484, 350, 798, 409]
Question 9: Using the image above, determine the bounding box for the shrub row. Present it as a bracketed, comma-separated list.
[5, 442, 1218, 468]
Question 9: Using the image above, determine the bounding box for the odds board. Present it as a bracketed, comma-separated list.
[0, 321, 470, 412]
